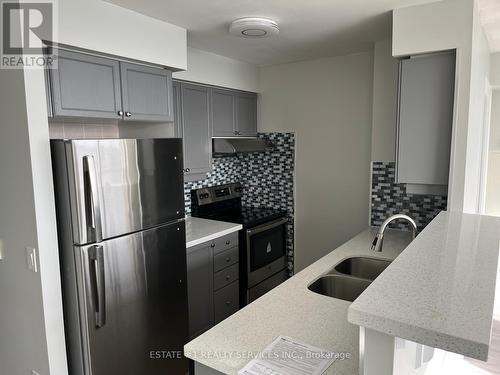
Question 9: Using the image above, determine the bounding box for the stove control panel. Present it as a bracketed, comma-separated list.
[192, 182, 243, 206]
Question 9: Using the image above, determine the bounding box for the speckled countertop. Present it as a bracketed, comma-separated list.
[184, 227, 412, 374]
[349, 211, 500, 361]
[185, 216, 242, 248]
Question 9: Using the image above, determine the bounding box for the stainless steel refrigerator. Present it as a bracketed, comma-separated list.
[51, 138, 188, 375]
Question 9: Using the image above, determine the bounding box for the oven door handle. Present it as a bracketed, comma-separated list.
[246, 217, 288, 237]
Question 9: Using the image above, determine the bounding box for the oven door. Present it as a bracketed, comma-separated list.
[246, 217, 287, 288]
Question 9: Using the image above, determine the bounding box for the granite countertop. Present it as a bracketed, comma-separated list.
[185, 216, 242, 248]
[349, 211, 500, 361]
[184, 227, 412, 374]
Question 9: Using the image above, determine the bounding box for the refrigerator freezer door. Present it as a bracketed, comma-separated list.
[61, 138, 184, 245]
[77, 221, 188, 375]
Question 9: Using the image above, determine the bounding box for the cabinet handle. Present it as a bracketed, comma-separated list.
[225, 257, 231, 263]
[117, 110, 124, 116]
[186, 168, 191, 172]
[125, 111, 132, 117]
[210, 243, 215, 248]
[225, 301, 231, 306]
[225, 275, 231, 280]
[226, 240, 230, 245]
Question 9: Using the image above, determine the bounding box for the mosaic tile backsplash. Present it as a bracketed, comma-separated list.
[370, 161, 447, 231]
[184, 133, 295, 274]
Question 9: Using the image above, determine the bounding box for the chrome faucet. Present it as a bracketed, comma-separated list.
[371, 214, 417, 252]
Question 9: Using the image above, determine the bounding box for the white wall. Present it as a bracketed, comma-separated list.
[173, 47, 260, 92]
[259, 52, 374, 271]
[393, 0, 491, 213]
[492, 53, 500, 88]
[371, 40, 399, 162]
[464, 2, 491, 213]
[58, 0, 187, 69]
[0, 67, 66, 375]
[486, 91, 500, 215]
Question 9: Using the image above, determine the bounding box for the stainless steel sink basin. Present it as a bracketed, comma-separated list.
[308, 275, 372, 302]
[308, 257, 392, 302]
[334, 257, 391, 280]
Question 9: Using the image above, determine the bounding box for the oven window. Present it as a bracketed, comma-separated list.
[249, 223, 285, 272]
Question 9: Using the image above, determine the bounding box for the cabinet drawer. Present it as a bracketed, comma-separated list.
[214, 262, 239, 291]
[213, 247, 239, 272]
[214, 281, 239, 323]
[210, 232, 239, 255]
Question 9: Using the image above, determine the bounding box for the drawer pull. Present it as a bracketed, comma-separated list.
[210, 243, 215, 248]
[226, 240, 231, 245]
[225, 275, 231, 280]
[225, 257, 231, 263]
[225, 301, 231, 306]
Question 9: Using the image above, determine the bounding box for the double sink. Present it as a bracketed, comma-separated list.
[308, 257, 391, 302]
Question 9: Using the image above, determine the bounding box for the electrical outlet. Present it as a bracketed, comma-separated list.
[26, 247, 38, 273]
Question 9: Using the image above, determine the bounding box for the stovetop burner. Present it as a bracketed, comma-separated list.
[202, 206, 287, 227]
[190, 182, 287, 228]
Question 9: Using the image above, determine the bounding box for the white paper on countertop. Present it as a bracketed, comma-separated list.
[238, 336, 336, 375]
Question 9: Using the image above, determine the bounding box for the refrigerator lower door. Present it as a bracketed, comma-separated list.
[76, 221, 188, 375]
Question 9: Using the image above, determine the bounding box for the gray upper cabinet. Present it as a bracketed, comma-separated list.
[396, 51, 455, 186]
[47, 49, 173, 122]
[235, 93, 258, 137]
[212, 89, 236, 137]
[172, 81, 182, 137]
[180, 82, 212, 176]
[211, 89, 257, 137]
[119, 62, 173, 122]
[48, 50, 122, 119]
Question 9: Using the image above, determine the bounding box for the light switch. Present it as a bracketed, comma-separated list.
[26, 247, 38, 273]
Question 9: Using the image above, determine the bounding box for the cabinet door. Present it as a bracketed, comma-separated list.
[49, 50, 122, 119]
[212, 89, 236, 137]
[180, 83, 212, 176]
[120, 62, 173, 122]
[396, 52, 455, 185]
[187, 244, 214, 338]
[235, 93, 258, 136]
[172, 80, 182, 137]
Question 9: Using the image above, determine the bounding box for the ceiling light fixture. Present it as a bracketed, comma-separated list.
[229, 17, 279, 38]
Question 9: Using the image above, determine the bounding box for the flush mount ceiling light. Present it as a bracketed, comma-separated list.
[229, 17, 279, 38]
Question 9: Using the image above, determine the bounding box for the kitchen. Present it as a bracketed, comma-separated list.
[0, 1, 500, 375]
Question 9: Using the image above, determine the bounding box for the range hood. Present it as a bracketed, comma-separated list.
[213, 138, 274, 155]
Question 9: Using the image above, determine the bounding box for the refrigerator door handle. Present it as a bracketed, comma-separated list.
[89, 245, 106, 328]
[83, 155, 102, 243]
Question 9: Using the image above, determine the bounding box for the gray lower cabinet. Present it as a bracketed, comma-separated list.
[47, 49, 173, 122]
[187, 232, 239, 339]
[212, 89, 258, 137]
[48, 49, 123, 119]
[119, 62, 173, 122]
[187, 243, 214, 338]
[396, 51, 455, 185]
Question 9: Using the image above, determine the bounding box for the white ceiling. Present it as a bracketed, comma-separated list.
[478, 0, 500, 53]
[105, 0, 441, 66]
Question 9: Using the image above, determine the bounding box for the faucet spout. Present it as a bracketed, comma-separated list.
[371, 214, 417, 252]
